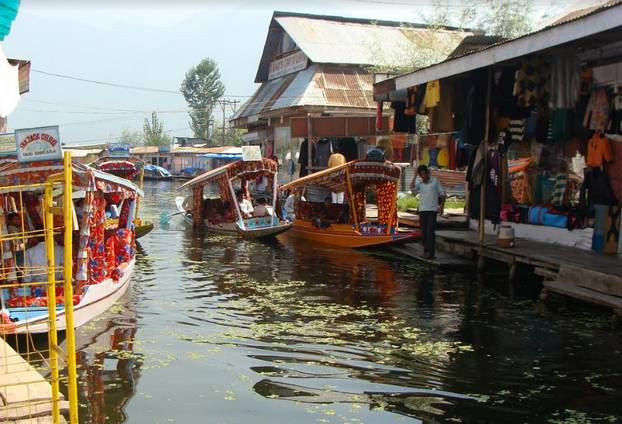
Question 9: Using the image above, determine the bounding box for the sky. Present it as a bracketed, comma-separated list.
[2, 0, 597, 145]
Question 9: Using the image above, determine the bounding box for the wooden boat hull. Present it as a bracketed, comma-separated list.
[2, 259, 135, 335]
[135, 222, 154, 238]
[236, 221, 293, 239]
[280, 221, 420, 248]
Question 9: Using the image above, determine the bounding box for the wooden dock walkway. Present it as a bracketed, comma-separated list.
[1, 338, 68, 423]
[390, 242, 474, 268]
[435, 230, 622, 312]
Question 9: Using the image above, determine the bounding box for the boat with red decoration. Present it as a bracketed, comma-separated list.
[0, 155, 142, 334]
[90, 155, 154, 238]
[177, 157, 292, 239]
[278, 160, 420, 248]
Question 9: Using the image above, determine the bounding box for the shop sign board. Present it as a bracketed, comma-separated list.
[15, 125, 62, 163]
[268, 51, 308, 80]
[108, 143, 130, 158]
[242, 145, 262, 161]
[0, 132, 16, 155]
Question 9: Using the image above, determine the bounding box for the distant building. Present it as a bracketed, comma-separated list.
[231, 11, 473, 180]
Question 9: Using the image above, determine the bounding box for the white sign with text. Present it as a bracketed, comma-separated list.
[15, 125, 62, 163]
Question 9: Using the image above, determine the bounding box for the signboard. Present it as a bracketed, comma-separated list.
[108, 143, 130, 158]
[268, 51, 308, 80]
[15, 125, 62, 163]
[241, 145, 262, 162]
[0, 132, 16, 155]
[158, 144, 171, 153]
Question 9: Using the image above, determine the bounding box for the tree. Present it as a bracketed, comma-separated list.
[211, 122, 246, 147]
[118, 128, 144, 147]
[143, 111, 171, 146]
[180, 58, 226, 140]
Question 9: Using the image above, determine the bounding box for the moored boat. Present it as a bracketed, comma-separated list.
[279, 160, 420, 248]
[0, 154, 143, 334]
[143, 164, 173, 181]
[91, 155, 154, 238]
[178, 157, 292, 239]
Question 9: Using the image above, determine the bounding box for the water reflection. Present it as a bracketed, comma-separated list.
[65, 181, 622, 424]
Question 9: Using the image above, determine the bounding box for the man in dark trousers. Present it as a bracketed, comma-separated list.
[410, 165, 446, 259]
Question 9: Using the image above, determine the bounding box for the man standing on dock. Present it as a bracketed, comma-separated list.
[411, 165, 446, 259]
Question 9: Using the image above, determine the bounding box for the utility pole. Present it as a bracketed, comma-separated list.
[221, 100, 226, 146]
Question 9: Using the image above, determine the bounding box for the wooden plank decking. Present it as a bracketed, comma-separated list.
[0, 338, 68, 423]
[434, 229, 622, 311]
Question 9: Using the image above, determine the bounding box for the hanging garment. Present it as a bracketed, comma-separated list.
[583, 89, 610, 131]
[428, 148, 440, 167]
[315, 138, 334, 167]
[514, 57, 550, 107]
[579, 167, 617, 212]
[550, 172, 568, 206]
[298, 139, 316, 177]
[609, 94, 622, 134]
[549, 108, 571, 141]
[509, 119, 525, 142]
[524, 110, 538, 139]
[337, 137, 358, 162]
[405, 86, 417, 116]
[605, 138, 622, 201]
[437, 147, 449, 168]
[460, 70, 488, 145]
[391, 102, 417, 133]
[429, 81, 454, 133]
[549, 52, 581, 109]
[423, 80, 440, 109]
[586, 133, 613, 167]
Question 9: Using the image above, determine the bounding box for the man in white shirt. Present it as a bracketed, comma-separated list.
[24, 237, 64, 283]
[236, 190, 253, 219]
[410, 165, 446, 259]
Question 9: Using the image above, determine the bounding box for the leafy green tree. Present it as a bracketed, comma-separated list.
[211, 122, 246, 147]
[143, 111, 171, 146]
[180, 58, 226, 140]
[118, 128, 144, 147]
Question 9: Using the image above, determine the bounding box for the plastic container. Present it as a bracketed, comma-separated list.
[498, 224, 515, 248]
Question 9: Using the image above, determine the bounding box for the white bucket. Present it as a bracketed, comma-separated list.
[498, 224, 515, 248]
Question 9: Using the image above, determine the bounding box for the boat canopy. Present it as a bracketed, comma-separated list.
[201, 153, 243, 160]
[0, 158, 143, 197]
[144, 164, 172, 177]
[280, 160, 402, 193]
[179, 158, 277, 190]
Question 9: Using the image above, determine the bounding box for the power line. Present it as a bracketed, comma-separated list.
[31, 69, 181, 95]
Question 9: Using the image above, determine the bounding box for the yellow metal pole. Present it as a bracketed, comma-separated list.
[44, 182, 60, 424]
[62, 151, 79, 423]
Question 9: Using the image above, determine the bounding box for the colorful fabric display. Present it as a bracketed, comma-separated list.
[423, 80, 440, 109]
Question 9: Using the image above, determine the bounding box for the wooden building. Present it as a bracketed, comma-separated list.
[231, 11, 472, 181]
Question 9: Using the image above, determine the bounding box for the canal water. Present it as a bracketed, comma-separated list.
[71, 181, 622, 423]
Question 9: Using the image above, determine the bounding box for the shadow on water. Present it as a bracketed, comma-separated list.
[60, 181, 622, 424]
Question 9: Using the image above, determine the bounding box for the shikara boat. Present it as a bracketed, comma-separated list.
[279, 160, 419, 248]
[0, 155, 143, 334]
[91, 156, 153, 238]
[178, 157, 292, 239]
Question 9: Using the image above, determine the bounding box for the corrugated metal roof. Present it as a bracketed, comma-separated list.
[234, 64, 375, 120]
[378, 0, 622, 97]
[254, 11, 474, 82]
[275, 15, 470, 68]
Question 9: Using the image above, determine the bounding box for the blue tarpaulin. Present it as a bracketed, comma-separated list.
[201, 153, 243, 160]
[144, 164, 172, 177]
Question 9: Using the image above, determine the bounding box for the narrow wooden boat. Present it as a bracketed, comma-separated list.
[178, 157, 292, 239]
[0, 155, 143, 334]
[279, 160, 420, 248]
[91, 155, 153, 239]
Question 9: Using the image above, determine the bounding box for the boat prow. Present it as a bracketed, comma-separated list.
[135, 221, 154, 238]
[236, 220, 293, 239]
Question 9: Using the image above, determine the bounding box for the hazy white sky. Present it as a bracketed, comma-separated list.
[2, 0, 595, 145]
